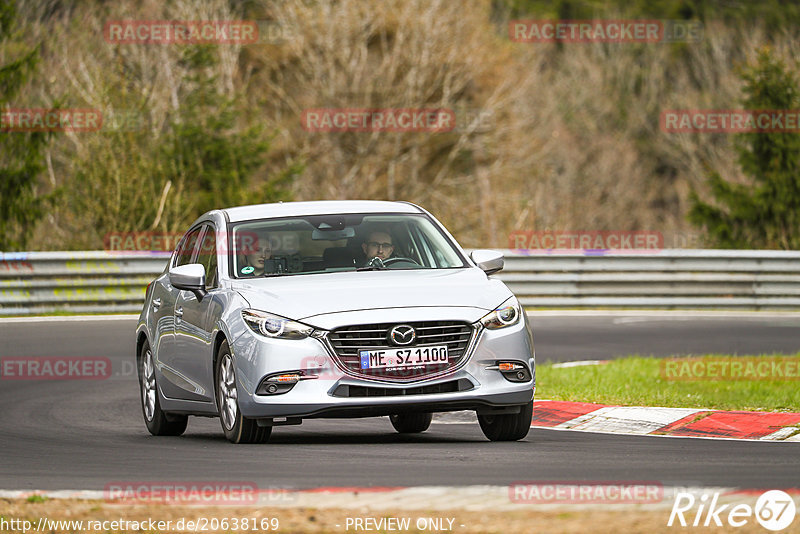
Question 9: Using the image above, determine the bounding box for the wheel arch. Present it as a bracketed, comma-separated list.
[136, 330, 149, 363]
[212, 330, 229, 382]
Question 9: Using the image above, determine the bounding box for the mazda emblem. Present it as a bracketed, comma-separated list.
[389, 324, 416, 346]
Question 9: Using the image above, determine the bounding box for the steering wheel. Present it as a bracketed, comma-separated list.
[286, 253, 303, 272]
[382, 257, 420, 267]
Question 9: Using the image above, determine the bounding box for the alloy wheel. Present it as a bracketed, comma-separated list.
[219, 354, 238, 431]
[142, 350, 156, 422]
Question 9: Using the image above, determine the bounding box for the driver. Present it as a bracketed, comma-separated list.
[361, 230, 395, 263]
[240, 233, 272, 276]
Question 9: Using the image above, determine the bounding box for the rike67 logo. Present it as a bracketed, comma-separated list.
[668, 490, 796, 531]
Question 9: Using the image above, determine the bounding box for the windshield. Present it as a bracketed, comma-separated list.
[229, 213, 467, 278]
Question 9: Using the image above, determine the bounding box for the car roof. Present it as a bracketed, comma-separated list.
[221, 200, 424, 223]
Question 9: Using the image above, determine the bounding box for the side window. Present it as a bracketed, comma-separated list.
[197, 225, 218, 289]
[174, 227, 203, 267]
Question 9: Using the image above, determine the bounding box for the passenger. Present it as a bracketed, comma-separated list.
[240, 234, 272, 276]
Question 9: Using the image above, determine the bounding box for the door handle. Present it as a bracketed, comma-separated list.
[152, 298, 161, 311]
[175, 306, 184, 318]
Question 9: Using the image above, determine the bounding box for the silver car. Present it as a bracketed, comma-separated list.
[136, 200, 535, 443]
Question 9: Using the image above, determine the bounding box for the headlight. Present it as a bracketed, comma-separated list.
[242, 309, 314, 339]
[480, 298, 522, 330]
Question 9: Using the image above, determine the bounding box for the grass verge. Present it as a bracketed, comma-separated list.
[536, 354, 800, 412]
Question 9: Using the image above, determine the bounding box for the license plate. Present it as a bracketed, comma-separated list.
[359, 345, 449, 370]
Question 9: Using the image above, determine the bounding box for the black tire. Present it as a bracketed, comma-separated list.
[389, 412, 433, 433]
[477, 401, 533, 441]
[138, 341, 188, 436]
[215, 340, 272, 444]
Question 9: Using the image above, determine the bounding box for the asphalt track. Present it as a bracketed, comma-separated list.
[530, 312, 800, 362]
[0, 314, 798, 491]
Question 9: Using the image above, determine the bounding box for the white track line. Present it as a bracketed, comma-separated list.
[551, 360, 609, 368]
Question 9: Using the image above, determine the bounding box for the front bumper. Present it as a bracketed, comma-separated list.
[230, 310, 535, 420]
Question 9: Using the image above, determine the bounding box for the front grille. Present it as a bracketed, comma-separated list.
[327, 320, 476, 382]
[332, 378, 474, 397]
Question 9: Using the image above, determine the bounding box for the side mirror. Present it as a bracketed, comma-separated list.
[169, 263, 207, 300]
[470, 249, 504, 275]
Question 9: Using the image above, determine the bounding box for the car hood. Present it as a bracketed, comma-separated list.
[230, 268, 511, 325]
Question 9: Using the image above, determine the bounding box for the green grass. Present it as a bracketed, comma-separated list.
[25, 495, 48, 503]
[537, 354, 800, 412]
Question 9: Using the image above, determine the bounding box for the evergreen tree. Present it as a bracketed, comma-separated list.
[69, 44, 298, 244]
[689, 48, 800, 249]
[0, 1, 49, 251]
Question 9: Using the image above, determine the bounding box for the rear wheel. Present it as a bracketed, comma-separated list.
[390, 412, 433, 433]
[216, 341, 271, 444]
[477, 401, 533, 441]
[138, 341, 188, 436]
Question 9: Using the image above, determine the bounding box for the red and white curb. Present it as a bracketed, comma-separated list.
[434, 401, 800, 441]
[532, 400, 800, 442]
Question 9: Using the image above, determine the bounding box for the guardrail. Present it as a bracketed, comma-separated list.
[500, 249, 800, 309]
[1, 249, 799, 315]
[0, 252, 170, 315]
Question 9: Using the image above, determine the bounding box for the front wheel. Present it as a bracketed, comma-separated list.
[389, 413, 433, 433]
[216, 341, 271, 444]
[477, 401, 533, 441]
[138, 341, 188, 436]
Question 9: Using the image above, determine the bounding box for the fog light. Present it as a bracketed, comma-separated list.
[272, 374, 301, 383]
[256, 370, 319, 396]
[489, 361, 532, 383]
[257, 372, 303, 395]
